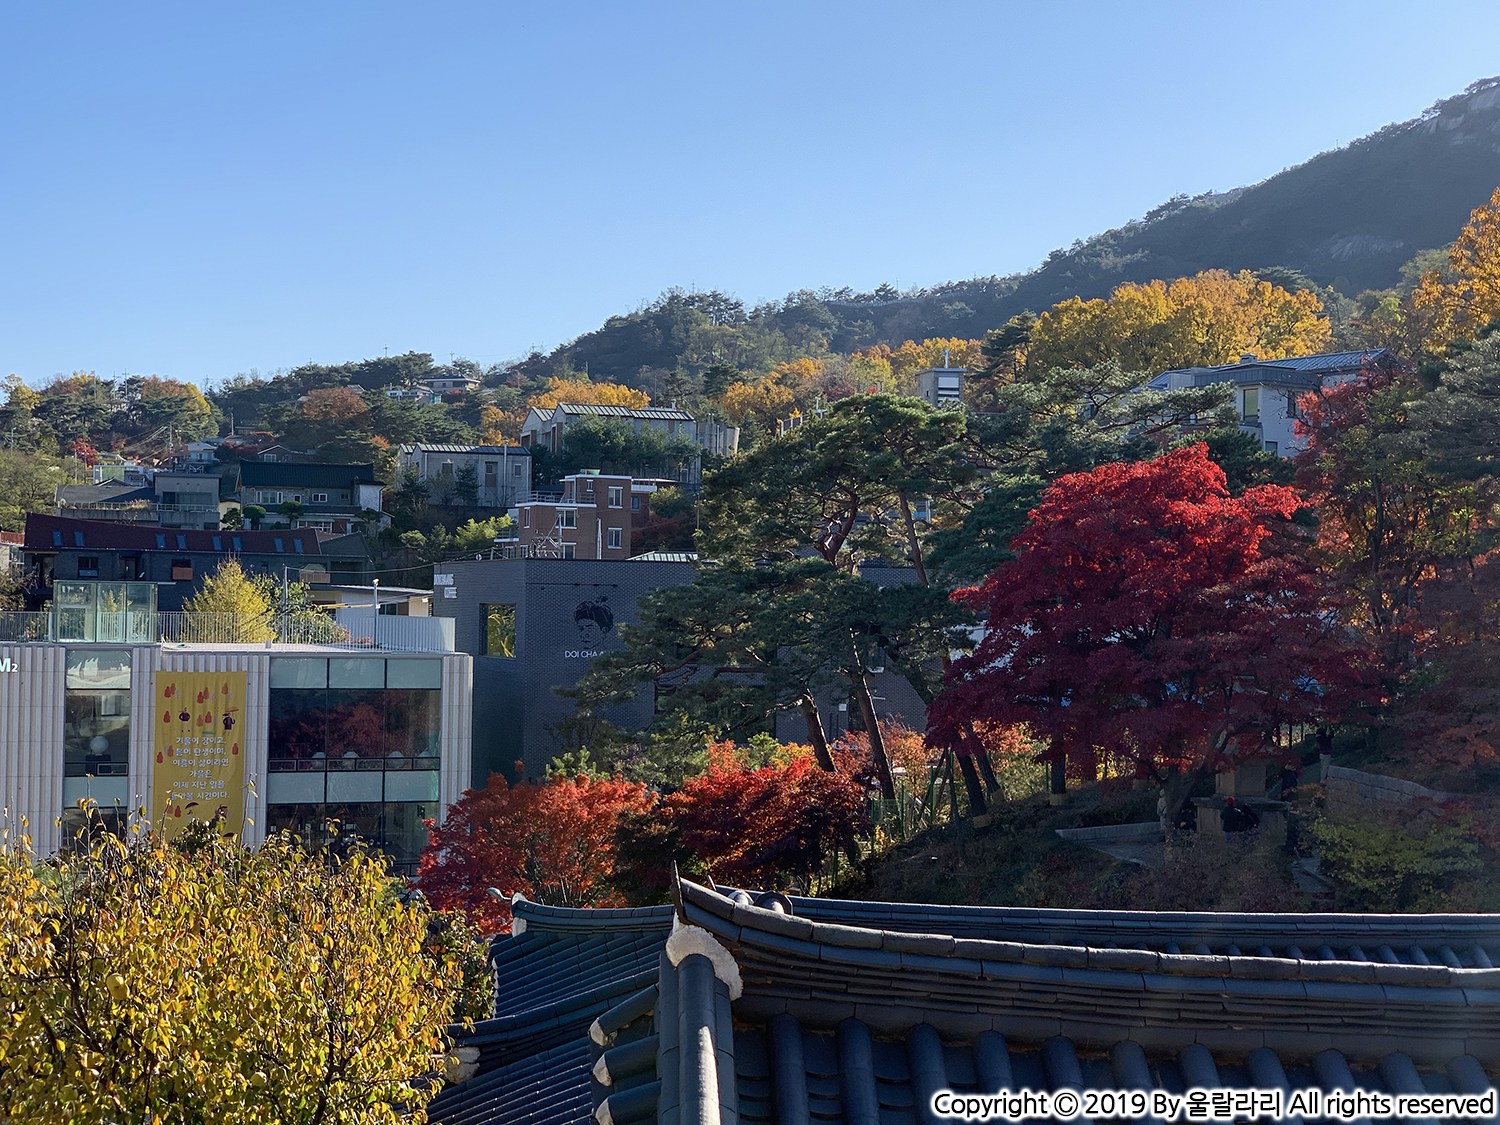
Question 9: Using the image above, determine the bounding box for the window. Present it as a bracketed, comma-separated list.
[52, 530, 62, 546]
[608, 486, 623, 508]
[484, 462, 497, 479]
[481, 604, 516, 657]
[64, 649, 131, 780]
[560, 543, 576, 560]
[120, 556, 141, 580]
[522, 509, 530, 528]
[231, 536, 243, 551]
[557, 509, 576, 529]
[156, 533, 167, 549]
[274, 538, 285, 553]
[171, 559, 193, 581]
[513, 463, 523, 476]
[607, 527, 622, 550]
[630, 495, 641, 512]
[212, 535, 223, 550]
[78, 556, 99, 577]
[1264, 441, 1279, 456]
[292, 538, 304, 554]
[311, 492, 328, 503]
[176, 534, 188, 550]
[1242, 387, 1259, 419]
[74, 531, 86, 546]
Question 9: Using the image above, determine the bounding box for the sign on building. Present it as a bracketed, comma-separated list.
[152, 670, 248, 839]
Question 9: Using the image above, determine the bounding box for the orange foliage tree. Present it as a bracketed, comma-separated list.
[664, 741, 870, 889]
[418, 772, 654, 932]
[1413, 186, 1500, 347]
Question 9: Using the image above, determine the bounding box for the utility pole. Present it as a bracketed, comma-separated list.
[371, 578, 379, 648]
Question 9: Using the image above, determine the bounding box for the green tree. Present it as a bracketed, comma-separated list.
[452, 462, 478, 506]
[0, 823, 465, 1124]
[241, 504, 266, 530]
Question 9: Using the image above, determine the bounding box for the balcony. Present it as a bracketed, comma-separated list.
[0, 610, 454, 651]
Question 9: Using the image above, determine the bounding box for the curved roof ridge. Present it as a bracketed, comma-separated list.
[676, 879, 1500, 987]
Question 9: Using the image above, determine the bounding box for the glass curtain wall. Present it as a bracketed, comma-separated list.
[265, 656, 441, 874]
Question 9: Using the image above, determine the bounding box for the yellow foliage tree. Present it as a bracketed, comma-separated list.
[526, 377, 650, 411]
[858, 338, 985, 395]
[1413, 186, 1500, 346]
[0, 824, 466, 1124]
[719, 380, 796, 430]
[182, 558, 274, 642]
[1027, 269, 1330, 376]
[479, 403, 527, 444]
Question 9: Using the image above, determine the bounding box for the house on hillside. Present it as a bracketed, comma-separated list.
[394, 444, 532, 508]
[519, 403, 739, 487]
[424, 373, 481, 396]
[230, 462, 385, 533]
[1150, 348, 1398, 456]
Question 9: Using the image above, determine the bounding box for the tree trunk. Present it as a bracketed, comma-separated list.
[850, 668, 896, 800]
[1049, 756, 1067, 805]
[896, 491, 930, 587]
[975, 742, 1002, 795]
[955, 749, 987, 815]
[799, 693, 837, 772]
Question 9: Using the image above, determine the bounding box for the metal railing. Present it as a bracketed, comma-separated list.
[0, 610, 452, 651]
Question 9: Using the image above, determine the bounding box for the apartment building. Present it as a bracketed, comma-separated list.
[512, 471, 656, 560]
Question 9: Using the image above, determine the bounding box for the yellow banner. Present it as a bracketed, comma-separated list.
[153, 670, 247, 839]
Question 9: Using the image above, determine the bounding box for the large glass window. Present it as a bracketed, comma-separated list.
[267, 657, 442, 765]
[263, 802, 434, 875]
[64, 650, 131, 778]
[481, 604, 516, 657]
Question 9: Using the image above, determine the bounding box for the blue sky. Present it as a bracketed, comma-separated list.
[2, 2, 1498, 387]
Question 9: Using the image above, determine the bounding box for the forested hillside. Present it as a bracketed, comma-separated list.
[517, 77, 1500, 389]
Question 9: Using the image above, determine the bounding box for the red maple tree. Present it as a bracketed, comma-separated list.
[418, 772, 654, 933]
[930, 444, 1375, 818]
[665, 743, 870, 889]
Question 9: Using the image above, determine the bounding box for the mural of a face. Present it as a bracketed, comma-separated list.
[574, 598, 614, 645]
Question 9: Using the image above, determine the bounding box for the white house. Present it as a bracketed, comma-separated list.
[1149, 349, 1396, 457]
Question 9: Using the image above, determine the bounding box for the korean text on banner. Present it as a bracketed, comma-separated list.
[152, 670, 247, 839]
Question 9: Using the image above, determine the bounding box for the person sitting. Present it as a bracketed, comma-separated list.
[1221, 795, 1260, 833]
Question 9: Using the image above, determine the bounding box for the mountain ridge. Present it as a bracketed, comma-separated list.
[523, 77, 1500, 386]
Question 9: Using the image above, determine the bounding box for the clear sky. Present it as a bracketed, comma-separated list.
[2, 1, 1498, 387]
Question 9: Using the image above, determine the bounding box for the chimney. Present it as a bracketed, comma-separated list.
[1240, 353, 1258, 364]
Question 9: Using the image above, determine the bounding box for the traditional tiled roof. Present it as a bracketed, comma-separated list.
[427, 899, 671, 1125]
[430, 881, 1500, 1125]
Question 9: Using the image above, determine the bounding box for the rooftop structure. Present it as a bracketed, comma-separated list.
[519, 404, 739, 486]
[427, 877, 1500, 1125]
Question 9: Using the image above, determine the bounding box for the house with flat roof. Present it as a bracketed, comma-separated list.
[395, 443, 532, 509]
[232, 461, 385, 532]
[1149, 348, 1398, 457]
